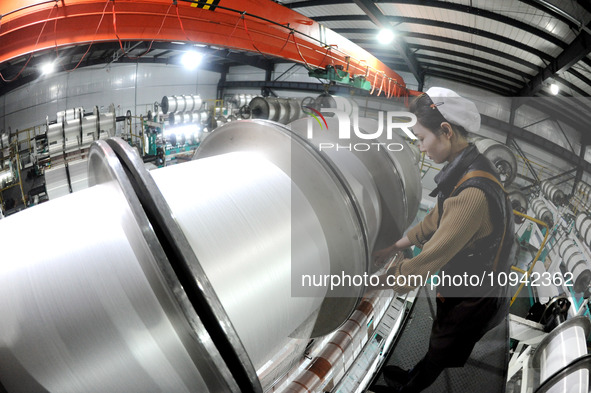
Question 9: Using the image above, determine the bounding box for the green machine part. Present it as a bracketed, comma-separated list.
[308, 65, 372, 91]
[308, 65, 350, 83]
[351, 75, 372, 90]
[519, 223, 533, 246]
[148, 132, 158, 156]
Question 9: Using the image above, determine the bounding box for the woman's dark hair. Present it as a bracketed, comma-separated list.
[409, 93, 469, 138]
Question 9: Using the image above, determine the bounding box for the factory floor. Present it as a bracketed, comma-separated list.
[369, 285, 509, 393]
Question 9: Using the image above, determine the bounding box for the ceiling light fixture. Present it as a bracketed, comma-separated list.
[40, 61, 55, 75]
[377, 28, 394, 45]
[546, 77, 560, 95]
[181, 51, 203, 70]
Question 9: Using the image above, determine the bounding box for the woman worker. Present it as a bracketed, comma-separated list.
[372, 87, 517, 393]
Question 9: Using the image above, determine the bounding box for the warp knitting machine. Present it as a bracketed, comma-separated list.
[0, 116, 421, 392]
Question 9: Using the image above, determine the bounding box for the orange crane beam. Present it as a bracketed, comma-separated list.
[0, 0, 420, 97]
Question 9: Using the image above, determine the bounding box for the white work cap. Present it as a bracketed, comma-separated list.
[425, 87, 481, 133]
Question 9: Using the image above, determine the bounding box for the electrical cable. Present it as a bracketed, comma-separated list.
[377, 72, 385, 96]
[112, 0, 174, 60]
[278, 30, 293, 54]
[62, 0, 111, 73]
[369, 70, 378, 95]
[291, 32, 313, 70]
[226, 11, 245, 41]
[387, 78, 392, 98]
[0, 0, 57, 19]
[241, 14, 271, 60]
[0, 4, 56, 82]
[175, 1, 192, 41]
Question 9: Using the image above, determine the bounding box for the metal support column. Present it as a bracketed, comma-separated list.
[507, 98, 517, 145]
[262, 65, 275, 97]
[573, 144, 587, 195]
[216, 65, 229, 101]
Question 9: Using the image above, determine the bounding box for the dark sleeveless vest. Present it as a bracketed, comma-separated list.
[430, 144, 516, 302]
[425, 144, 517, 367]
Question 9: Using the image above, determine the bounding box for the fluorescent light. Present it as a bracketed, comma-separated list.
[40, 61, 55, 75]
[550, 83, 559, 95]
[181, 51, 203, 70]
[0, 169, 13, 183]
[377, 29, 394, 44]
[165, 124, 200, 138]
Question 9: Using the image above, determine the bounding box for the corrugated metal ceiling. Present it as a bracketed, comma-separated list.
[282, 0, 591, 100]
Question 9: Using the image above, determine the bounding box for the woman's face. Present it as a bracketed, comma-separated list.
[413, 121, 451, 164]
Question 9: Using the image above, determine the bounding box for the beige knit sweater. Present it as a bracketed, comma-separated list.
[381, 187, 494, 293]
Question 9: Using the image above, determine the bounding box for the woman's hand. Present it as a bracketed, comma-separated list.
[373, 236, 412, 268]
[373, 244, 399, 267]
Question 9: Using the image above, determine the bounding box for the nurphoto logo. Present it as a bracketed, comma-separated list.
[304, 106, 418, 152]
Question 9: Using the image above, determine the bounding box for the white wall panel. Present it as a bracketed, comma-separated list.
[272, 63, 317, 83]
[198, 85, 219, 103]
[77, 90, 136, 115]
[224, 88, 263, 99]
[226, 65, 266, 82]
[195, 69, 220, 106]
[0, 63, 220, 136]
[5, 102, 55, 131]
[65, 64, 136, 101]
[197, 70, 222, 87]
[136, 63, 198, 116]
[5, 74, 66, 117]
[138, 63, 197, 88]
